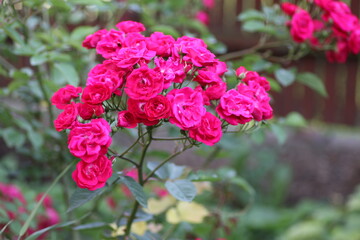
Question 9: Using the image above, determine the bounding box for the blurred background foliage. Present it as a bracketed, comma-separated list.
[1, 0, 360, 239]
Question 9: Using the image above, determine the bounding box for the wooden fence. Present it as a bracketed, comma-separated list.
[209, 0, 360, 126]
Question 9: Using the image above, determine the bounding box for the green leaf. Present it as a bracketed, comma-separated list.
[165, 179, 197, 202]
[1, 128, 26, 148]
[150, 25, 180, 38]
[283, 112, 307, 127]
[188, 171, 220, 182]
[242, 20, 265, 32]
[147, 162, 185, 180]
[70, 26, 97, 42]
[270, 124, 287, 145]
[275, 68, 296, 87]
[49, 0, 71, 11]
[53, 62, 79, 86]
[73, 222, 107, 230]
[119, 176, 148, 208]
[27, 130, 44, 149]
[19, 161, 75, 238]
[3, 26, 24, 46]
[68, 0, 105, 5]
[67, 187, 105, 212]
[296, 72, 328, 97]
[238, 10, 265, 22]
[30, 54, 48, 66]
[25, 220, 77, 240]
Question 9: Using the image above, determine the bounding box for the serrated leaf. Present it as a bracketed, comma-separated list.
[67, 187, 105, 212]
[165, 179, 197, 202]
[297, 72, 328, 97]
[120, 176, 148, 208]
[147, 162, 184, 180]
[53, 62, 79, 86]
[238, 9, 265, 22]
[275, 68, 296, 87]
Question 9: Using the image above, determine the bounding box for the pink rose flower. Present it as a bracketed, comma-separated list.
[183, 45, 216, 67]
[154, 57, 186, 88]
[328, 1, 358, 34]
[51, 85, 82, 109]
[349, 27, 360, 54]
[189, 112, 222, 146]
[194, 70, 222, 85]
[146, 32, 175, 57]
[115, 42, 156, 68]
[144, 95, 171, 121]
[68, 118, 112, 162]
[96, 29, 125, 59]
[167, 87, 206, 130]
[290, 10, 314, 43]
[326, 40, 349, 63]
[195, 11, 210, 26]
[0, 183, 26, 204]
[77, 103, 104, 120]
[241, 70, 271, 91]
[116, 20, 146, 33]
[216, 89, 254, 125]
[125, 66, 164, 101]
[237, 82, 273, 121]
[81, 82, 113, 105]
[281, 2, 299, 16]
[202, 0, 215, 9]
[117, 110, 138, 128]
[127, 98, 159, 126]
[122, 32, 146, 48]
[72, 155, 113, 190]
[54, 103, 78, 132]
[82, 29, 107, 49]
[205, 80, 227, 100]
[204, 59, 227, 76]
[87, 60, 128, 93]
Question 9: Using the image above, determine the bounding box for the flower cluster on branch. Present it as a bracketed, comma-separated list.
[51, 21, 273, 191]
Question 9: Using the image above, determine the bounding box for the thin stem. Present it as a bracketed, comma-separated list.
[124, 201, 139, 237]
[119, 132, 147, 158]
[151, 137, 188, 141]
[124, 127, 153, 237]
[108, 148, 139, 167]
[36, 69, 54, 124]
[144, 144, 193, 183]
[219, 41, 287, 62]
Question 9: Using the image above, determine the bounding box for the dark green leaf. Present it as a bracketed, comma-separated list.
[165, 179, 197, 202]
[50, 0, 71, 11]
[53, 62, 79, 86]
[67, 187, 105, 212]
[3, 26, 24, 46]
[297, 72, 328, 97]
[147, 162, 184, 180]
[120, 176, 148, 208]
[275, 68, 296, 87]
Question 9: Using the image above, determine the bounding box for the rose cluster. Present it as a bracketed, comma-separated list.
[281, 0, 360, 63]
[0, 183, 60, 239]
[51, 20, 273, 190]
